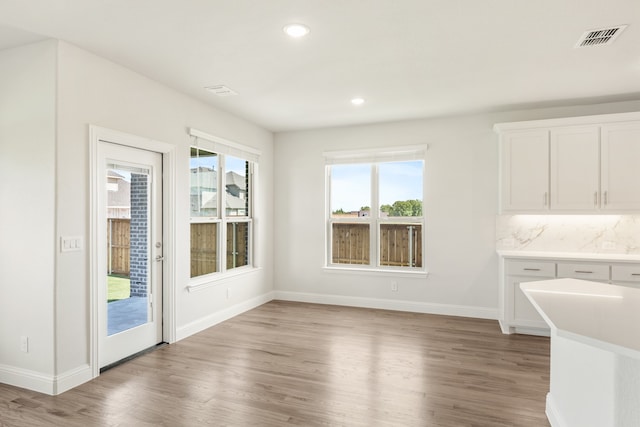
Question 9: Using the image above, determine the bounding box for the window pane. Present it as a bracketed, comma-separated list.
[190, 223, 218, 277]
[331, 223, 370, 265]
[225, 156, 249, 217]
[379, 160, 423, 217]
[227, 222, 249, 269]
[380, 223, 422, 267]
[190, 148, 218, 217]
[330, 164, 371, 218]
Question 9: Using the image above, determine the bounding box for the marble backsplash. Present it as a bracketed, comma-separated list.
[496, 215, 640, 254]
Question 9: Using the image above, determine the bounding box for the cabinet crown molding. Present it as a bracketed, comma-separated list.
[494, 111, 640, 133]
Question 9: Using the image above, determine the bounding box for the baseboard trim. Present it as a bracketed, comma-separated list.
[273, 291, 498, 320]
[0, 363, 94, 396]
[54, 364, 93, 395]
[0, 364, 55, 395]
[546, 392, 565, 427]
[176, 291, 275, 341]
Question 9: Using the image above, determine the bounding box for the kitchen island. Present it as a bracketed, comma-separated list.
[521, 278, 640, 427]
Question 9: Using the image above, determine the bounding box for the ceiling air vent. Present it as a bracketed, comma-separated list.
[205, 85, 238, 96]
[575, 25, 627, 48]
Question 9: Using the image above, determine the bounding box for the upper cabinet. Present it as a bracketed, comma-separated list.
[601, 122, 640, 211]
[550, 126, 600, 211]
[496, 112, 640, 214]
[501, 130, 549, 211]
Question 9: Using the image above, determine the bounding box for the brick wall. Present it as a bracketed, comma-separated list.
[129, 173, 148, 297]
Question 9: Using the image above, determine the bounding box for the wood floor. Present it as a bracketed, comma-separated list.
[0, 301, 550, 426]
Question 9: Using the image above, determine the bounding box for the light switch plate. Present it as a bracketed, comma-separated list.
[61, 236, 83, 252]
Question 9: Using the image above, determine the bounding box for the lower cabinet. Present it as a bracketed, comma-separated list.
[499, 255, 640, 335]
[611, 264, 640, 289]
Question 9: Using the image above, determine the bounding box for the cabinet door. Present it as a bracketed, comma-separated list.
[501, 130, 549, 212]
[550, 126, 600, 211]
[507, 276, 550, 330]
[601, 122, 640, 210]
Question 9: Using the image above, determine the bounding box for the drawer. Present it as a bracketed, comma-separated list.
[611, 264, 640, 283]
[557, 262, 609, 281]
[506, 260, 555, 277]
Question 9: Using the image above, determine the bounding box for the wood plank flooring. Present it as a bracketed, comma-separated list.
[0, 301, 550, 426]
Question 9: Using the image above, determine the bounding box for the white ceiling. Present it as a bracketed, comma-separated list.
[1, 0, 639, 132]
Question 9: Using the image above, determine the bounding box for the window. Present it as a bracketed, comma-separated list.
[189, 129, 259, 279]
[325, 146, 426, 272]
[190, 148, 218, 277]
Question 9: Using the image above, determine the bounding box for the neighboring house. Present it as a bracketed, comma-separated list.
[107, 170, 131, 219]
[190, 167, 248, 216]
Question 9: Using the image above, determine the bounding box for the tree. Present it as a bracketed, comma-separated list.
[332, 208, 346, 215]
[360, 206, 370, 211]
[387, 199, 422, 216]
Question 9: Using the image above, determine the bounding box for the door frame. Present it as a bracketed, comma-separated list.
[89, 125, 176, 378]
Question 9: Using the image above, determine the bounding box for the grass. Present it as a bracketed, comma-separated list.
[108, 275, 130, 302]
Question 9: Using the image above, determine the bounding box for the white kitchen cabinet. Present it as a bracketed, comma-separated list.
[611, 264, 640, 289]
[550, 126, 600, 211]
[502, 259, 555, 333]
[500, 130, 549, 211]
[498, 252, 640, 336]
[496, 112, 640, 213]
[601, 122, 640, 211]
[556, 261, 609, 282]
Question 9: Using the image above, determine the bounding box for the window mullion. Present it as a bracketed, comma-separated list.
[326, 166, 333, 266]
[219, 154, 226, 274]
[371, 164, 379, 267]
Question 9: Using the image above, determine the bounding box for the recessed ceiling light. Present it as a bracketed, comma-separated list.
[205, 85, 238, 97]
[351, 98, 365, 106]
[283, 23, 310, 38]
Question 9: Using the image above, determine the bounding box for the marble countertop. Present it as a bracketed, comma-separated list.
[521, 278, 640, 360]
[497, 250, 640, 262]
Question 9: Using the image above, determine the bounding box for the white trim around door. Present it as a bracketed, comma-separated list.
[89, 125, 176, 379]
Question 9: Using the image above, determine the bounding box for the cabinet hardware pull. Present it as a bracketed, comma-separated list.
[574, 270, 593, 274]
[604, 191, 608, 205]
[523, 268, 541, 271]
[594, 192, 598, 206]
[631, 273, 640, 276]
[543, 192, 548, 207]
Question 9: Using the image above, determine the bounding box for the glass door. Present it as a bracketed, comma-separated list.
[98, 142, 163, 368]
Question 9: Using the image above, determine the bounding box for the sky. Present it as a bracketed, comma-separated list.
[189, 152, 246, 175]
[330, 160, 423, 212]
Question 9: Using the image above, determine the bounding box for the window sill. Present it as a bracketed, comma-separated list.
[322, 266, 429, 279]
[187, 266, 262, 293]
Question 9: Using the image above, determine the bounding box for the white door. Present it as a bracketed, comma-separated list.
[500, 129, 550, 212]
[98, 142, 163, 368]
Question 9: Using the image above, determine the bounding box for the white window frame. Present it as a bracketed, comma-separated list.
[188, 128, 260, 288]
[324, 145, 428, 275]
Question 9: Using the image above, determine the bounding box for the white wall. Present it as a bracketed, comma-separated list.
[273, 100, 640, 317]
[55, 41, 274, 378]
[0, 40, 274, 393]
[0, 40, 57, 387]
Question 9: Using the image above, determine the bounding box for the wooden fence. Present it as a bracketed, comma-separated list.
[191, 223, 217, 277]
[190, 222, 249, 276]
[107, 218, 130, 275]
[380, 224, 422, 267]
[332, 223, 422, 267]
[226, 222, 249, 269]
[332, 223, 371, 265]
